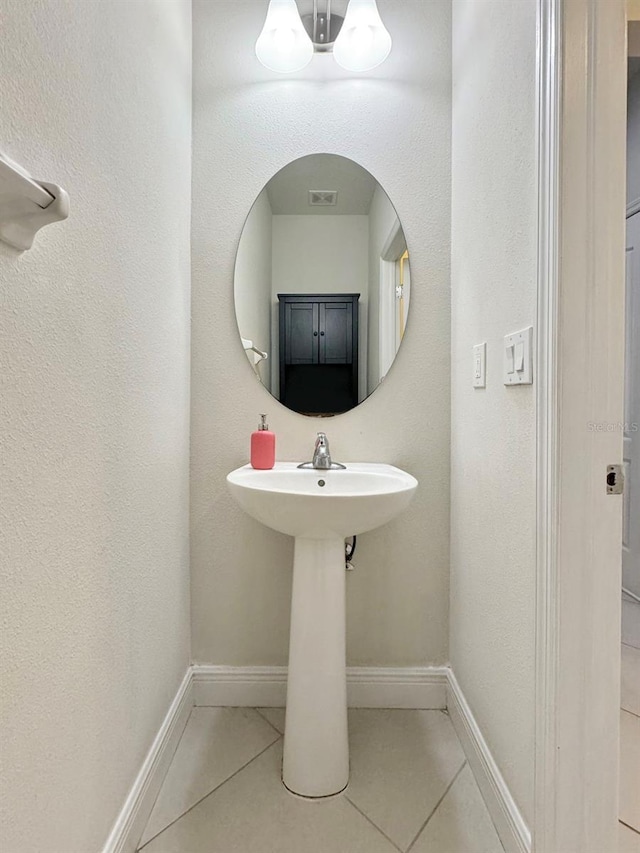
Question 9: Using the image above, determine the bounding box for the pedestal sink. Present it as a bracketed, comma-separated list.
[226, 462, 418, 798]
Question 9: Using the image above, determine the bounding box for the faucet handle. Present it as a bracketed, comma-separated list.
[315, 432, 328, 447]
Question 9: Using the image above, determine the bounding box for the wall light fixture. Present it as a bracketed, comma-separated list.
[255, 0, 392, 74]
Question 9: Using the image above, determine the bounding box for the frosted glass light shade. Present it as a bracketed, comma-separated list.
[255, 0, 314, 73]
[333, 0, 392, 72]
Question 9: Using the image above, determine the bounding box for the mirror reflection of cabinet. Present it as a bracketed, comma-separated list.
[278, 294, 359, 415]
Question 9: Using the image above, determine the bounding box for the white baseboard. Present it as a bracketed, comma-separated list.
[347, 666, 448, 708]
[622, 597, 640, 648]
[192, 665, 448, 709]
[446, 669, 531, 853]
[101, 669, 193, 853]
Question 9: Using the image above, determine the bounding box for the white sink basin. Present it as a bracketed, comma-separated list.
[226, 459, 418, 799]
[226, 462, 417, 539]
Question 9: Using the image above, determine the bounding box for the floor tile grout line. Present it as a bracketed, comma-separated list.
[620, 820, 640, 836]
[137, 737, 282, 851]
[254, 706, 285, 736]
[621, 707, 640, 720]
[343, 795, 405, 853]
[404, 760, 468, 853]
[621, 706, 640, 719]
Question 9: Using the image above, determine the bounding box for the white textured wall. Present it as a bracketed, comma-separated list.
[234, 188, 273, 390]
[272, 215, 368, 295]
[628, 69, 640, 205]
[450, 0, 537, 828]
[271, 214, 369, 399]
[191, 0, 451, 666]
[0, 2, 192, 851]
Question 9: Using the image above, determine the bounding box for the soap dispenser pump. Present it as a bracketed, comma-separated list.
[250, 414, 275, 470]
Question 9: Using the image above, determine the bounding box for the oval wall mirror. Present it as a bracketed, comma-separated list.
[234, 154, 410, 416]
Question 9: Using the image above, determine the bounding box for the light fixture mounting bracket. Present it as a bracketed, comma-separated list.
[301, 1, 344, 52]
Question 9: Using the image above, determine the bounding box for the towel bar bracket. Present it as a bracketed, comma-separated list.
[0, 153, 70, 251]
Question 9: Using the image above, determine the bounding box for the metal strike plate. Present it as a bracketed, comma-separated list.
[606, 465, 624, 495]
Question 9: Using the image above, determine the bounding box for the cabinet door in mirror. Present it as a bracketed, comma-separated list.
[233, 154, 410, 416]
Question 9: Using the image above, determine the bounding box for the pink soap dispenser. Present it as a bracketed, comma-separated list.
[251, 414, 275, 469]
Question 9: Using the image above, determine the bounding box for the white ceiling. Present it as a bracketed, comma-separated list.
[266, 153, 378, 215]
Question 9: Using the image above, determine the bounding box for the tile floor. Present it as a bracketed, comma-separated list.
[134, 641, 640, 853]
[620, 638, 640, 853]
[137, 707, 504, 853]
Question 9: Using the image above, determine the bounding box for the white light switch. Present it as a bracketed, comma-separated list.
[504, 326, 533, 385]
[473, 342, 486, 388]
[514, 341, 525, 372]
[506, 344, 515, 374]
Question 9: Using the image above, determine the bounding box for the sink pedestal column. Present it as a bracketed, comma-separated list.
[282, 536, 349, 798]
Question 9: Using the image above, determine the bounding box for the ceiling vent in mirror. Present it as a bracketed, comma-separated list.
[309, 190, 338, 206]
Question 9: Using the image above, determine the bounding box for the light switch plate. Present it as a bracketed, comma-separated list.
[504, 326, 533, 385]
[473, 342, 486, 388]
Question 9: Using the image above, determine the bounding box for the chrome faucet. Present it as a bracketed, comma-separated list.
[297, 432, 347, 470]
[312, 432, 332, 469]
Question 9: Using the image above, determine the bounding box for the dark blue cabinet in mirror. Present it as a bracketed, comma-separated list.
[279, 294, 359, 415]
